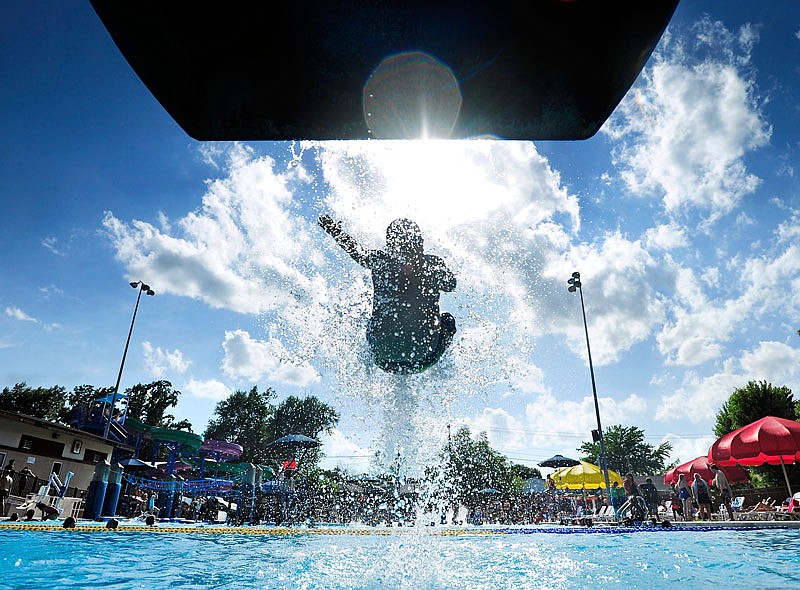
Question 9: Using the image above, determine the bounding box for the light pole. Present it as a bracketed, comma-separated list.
[103, 281, 155, 439]
[567, 271, 611, 495]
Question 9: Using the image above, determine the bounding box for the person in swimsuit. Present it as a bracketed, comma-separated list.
[319, 215, 457, 374]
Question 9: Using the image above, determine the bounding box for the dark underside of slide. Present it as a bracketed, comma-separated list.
[91, 0, 679, 141]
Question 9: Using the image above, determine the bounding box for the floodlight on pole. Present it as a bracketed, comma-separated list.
[567, 271, 611, 495]
[103, 280, 155, 439]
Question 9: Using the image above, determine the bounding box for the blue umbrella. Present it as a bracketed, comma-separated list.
[268, 434, 321, 448]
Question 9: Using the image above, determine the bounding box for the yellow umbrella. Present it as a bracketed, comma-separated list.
[551, 461, 623, 489]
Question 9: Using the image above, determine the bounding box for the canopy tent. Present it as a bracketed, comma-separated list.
[663, 456, 749, 486]
[552, 461, 623, 490]
[708, 415, 800, 496]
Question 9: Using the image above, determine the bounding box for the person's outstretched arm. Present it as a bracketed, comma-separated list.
[318, 215, 369, 266]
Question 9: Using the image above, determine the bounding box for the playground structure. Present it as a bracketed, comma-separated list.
[67, 397, 321, 523]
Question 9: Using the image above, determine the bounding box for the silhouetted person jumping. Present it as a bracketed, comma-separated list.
[319, 215, 457, 374]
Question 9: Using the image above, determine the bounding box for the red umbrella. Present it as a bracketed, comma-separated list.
[708, 415, 800, 496]
[663, 455, 748, 486]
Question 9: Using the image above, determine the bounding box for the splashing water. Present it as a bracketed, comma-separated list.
[257, 141, 552, 486]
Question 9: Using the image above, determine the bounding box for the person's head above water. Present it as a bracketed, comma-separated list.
[386, 218, 423, 259]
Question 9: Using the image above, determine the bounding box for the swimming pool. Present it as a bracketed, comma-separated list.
[1, 526, 798, 589]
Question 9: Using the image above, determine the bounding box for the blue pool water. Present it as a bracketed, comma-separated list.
[1, 527, 799, 589]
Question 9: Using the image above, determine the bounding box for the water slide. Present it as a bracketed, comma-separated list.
[124, 417, 204, 452]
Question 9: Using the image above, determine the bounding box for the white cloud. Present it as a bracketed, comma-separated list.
[522, 392, 649, 453]
[221, 329, 320, 387]
[643, 223, 689, 251]
[319, 429, 373, 472]
[739, 341, 800, 383]
[662, 433, 717, 466]
[142, 341, 191, 378]
[103, 143, 320, 316]
[183, 378, 231, 401]
[4, 306, 59, 331]
[604, 17, 771, 224]
[5, 306, 37, 322]
[464, 407, 528, 452]
[656, 366, 743, 423]
[656, 234, 800, 367]
[656, 340, 800, 424]
[41, 236, 66, 256]
[541, 232, 671, 365]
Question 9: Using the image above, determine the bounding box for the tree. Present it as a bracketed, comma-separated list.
[0, 382, 66, 421]
[714, 380, 796, 437]
[714, 380, 798, 489]
[59, 384, 114, 423]
[265, 395, 339, 467]
[125, 380, 192, 431]
[204, 387, 276, 465]
[441, 426, 513, 506]
[510, 464, 542, 480]
[578, 424, 672, 476]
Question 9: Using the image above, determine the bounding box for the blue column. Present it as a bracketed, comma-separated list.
[84, 462, 110, 520]
[102, 465, 123, 517]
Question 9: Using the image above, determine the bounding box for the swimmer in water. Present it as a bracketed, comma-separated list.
[319, 215, 457, 374]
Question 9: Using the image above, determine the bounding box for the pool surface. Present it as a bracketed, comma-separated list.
[1, 526, 799, 589]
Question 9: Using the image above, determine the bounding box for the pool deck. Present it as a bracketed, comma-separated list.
[0, 518, 799, 535]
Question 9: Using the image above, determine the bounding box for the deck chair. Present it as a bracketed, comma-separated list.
[737, 498, 777, 521]
[730, 496, 745, 512]
[774, 492, 800, 520]
[593, 505, 614, 522]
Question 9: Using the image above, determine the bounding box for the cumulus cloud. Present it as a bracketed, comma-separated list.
[644, 223, 689, 251]
[739, 341, 800, 383]
[142, 341, 190, 378]
[183, 378, 231, 401]
[604, 17, 771, 224]
[221, 329, 320, 387]
[103, 143, 320, 316]
[318, 429, 374, 472]
[656, 340, 800, 423]
[541, 232, 671, 365]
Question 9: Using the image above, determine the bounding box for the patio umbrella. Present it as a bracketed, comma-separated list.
[663, 456, 749, 486]
[708, 415, 800, 496]
[552, 461, 623, 490]
[538, 454, 581, 469]
[268, 434, 321, 448]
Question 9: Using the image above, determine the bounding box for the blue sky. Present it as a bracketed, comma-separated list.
[2, 2, 800, 475]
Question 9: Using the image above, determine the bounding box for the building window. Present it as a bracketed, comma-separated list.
[71, 439, 82, 454]
[51, 461, 62, 476]
[22, 438, 33, 450]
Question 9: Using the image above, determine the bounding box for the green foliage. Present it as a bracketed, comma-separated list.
[578, 424, 672, 476]
[509, 463, 541, 480]
[125, 380, 192, 431]
[714, 380, 796, 437]
[714, 380, 798, 489]
[265, 395, 339, 467]
[59, 384, 114, 423]
[204, 387, 276, 464]
[441, 426, 513, 505]
[0, 382, 66, 421]
[204, 389, 339, 470]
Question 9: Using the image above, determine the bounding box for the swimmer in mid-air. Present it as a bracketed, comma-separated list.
[319, 215, 457, 374]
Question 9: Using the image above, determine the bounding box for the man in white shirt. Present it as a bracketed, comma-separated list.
[709, 464, 733, 520]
